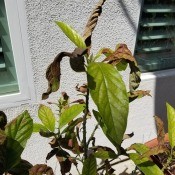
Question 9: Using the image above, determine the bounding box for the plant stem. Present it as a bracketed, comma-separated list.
[87, 124, 98, 147]
[97, 157, 130, 171]
[83, 88, 89, 159]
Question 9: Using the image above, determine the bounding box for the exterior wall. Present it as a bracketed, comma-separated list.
[2, 0, 175, 173]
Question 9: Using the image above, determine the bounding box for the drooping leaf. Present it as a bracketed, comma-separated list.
[42, 49, 87, 99]
[129, 90, 151, 102]
[82, 155, 97, 175]
[83, 0, 106, 48]
[56, 149, 71, 175]
[33, 123, 48, 133]
[102, 44, 141, 92]
[29, 164, 54, 175]
[0, 111, 7, 130]
[154, 116, 165, 146]
[5, 110, 33, 148]
[129, 153, 164, 175]
[88, 62, 129, 146]
[166, 103, 175, 148]
[59, 104, 85, 129]
[116, 59, 128, 71]
[38, 105, 55, 132]
[8, 159, 33, 175]
[55, 21, 86, 49]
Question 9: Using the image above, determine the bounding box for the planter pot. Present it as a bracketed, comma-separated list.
[145, 133, 174, 175]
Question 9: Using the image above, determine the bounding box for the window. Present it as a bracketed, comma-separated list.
[0, 0, 35, 108]
[135, 0, 175, 72]
[0, 0, 19, 95]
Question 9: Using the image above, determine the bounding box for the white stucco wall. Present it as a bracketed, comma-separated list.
[2, 0, 175, 174]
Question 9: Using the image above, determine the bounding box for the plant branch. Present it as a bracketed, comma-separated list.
[87, 124, 98, 147]
[97, 157, 130, 171]
[83, 88, 90, 159]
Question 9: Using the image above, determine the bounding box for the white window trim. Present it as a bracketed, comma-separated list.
[0, 0, 36, 109]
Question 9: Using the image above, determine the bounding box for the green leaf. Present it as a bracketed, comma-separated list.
[87, 62, 129, 146]
[38, 105, 55, 132]
[5, 110, 33, 148]
[33, 123, 48, 133]
[55, 21, 86, 49]
[94, 150, 117, 160]
[82, 155, 97, 175]
[5, 138, 24, 170]
[129, 153, 164, 175]
[59, 104, 85, 129]
[166, 102, 175, 148]
[8, 159, 32, 175]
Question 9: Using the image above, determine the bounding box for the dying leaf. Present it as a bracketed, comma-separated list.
[29, 164, 54, 175]
[0, 111, 7, 130]
[75, 84, 87, 93]
[123, 132, 134, 141]
[56, 149, 71, 175]
[39, 130, 55, 138]
[0, 130, 6, 145]
[129, 90, 151, 102]
[42, 52, 72, 100]
[154, 116, 165, 146]
[42, 49, 87, 100]
[83, 0, 106, 48]
[46, 148, 59, 161]
[102, 44, 141, 92]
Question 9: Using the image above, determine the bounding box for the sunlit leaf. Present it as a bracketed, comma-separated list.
[56, 21, 86, 49]
[130, 153, 164, 175]
[82, 155, 97, 175]
[33, 123, 47, 133]
[59, 104, 85, 129]
[38, 105, 55, 132]
[5, 110, 33, 148]
[88, 62, 129, 146]
[166, 103, 175, 148]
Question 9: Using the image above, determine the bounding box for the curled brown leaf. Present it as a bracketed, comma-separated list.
[29, 164, 54, 175]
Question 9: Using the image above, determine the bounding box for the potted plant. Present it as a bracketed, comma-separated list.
[130, 103, 175, 175]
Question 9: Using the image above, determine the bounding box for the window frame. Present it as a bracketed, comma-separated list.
[0, 0, 36, 109]
[134, 0, 175, 74]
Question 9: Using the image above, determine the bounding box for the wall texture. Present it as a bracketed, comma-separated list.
[3, 0, 175, 174]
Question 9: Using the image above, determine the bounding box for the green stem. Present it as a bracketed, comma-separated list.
[83, 88, 89, 159]
[87, 124, 98, 147]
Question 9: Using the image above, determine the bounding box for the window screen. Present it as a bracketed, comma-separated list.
[0, 0, 19, 95]
[135, 0, 175, 72]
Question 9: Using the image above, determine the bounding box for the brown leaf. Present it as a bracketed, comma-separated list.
[42, 52, 72, 100]
[83, 0, 106, 48]
[0, 111, 7, 130]
[56, 150, 71, 175]
[102, 44, 141, 92]
[29, 164, 54, 175]
[155, 116, 165, 146]
[42, 49, 87, 100]
[129, 90, 151, 102]
[75, 83, 87, 94]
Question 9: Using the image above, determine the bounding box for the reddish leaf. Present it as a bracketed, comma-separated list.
[29, 164, 54, 175]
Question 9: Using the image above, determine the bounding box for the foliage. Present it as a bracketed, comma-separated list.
[130, 103, 175, 175]
[0, 0, 167, 174]
[0, 111, 33, 175]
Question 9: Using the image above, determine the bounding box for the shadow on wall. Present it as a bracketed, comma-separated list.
[154, 72, 175, 132]
[118, 0, 142, 33]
